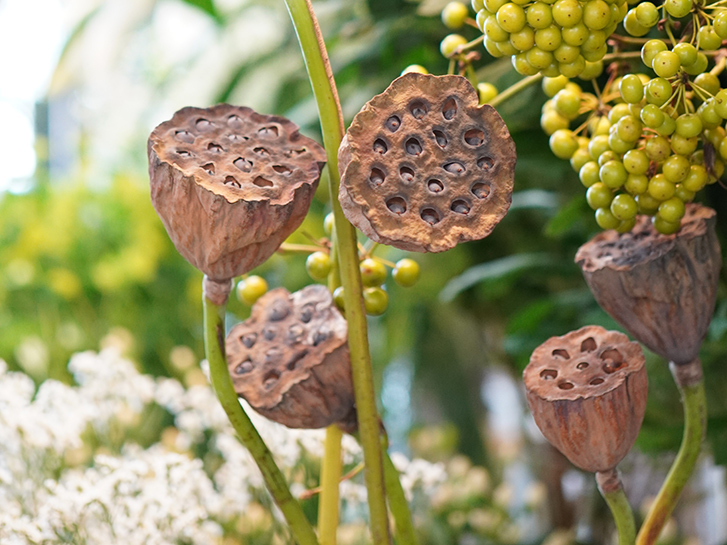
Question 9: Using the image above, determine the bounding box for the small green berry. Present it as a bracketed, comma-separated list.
[440, 34, 468, 57]
[360, 258, 387, 287]
[237, 275, 268, 306]
[442, 2, 470, 29]
[306, 251, 331, 281]
[363, 287, 389, 316]
[392, 258, 421, 287]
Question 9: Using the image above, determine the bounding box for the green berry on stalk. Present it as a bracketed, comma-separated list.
[648, 174, 676, 201]
[237, 275, 268, 306]
[562, 23, 588, 45]
[634, 2, 658, 26]
[510, 26, 536, 50]
[363, 287, 388, 316]
[600, 160, 628, 188]
[392, 258, 420, 287]
[586, 182, 613, 209]
[619, 74, 644, 103]
[658, 197, 686, 223]
[595, 207, 621, 229]
[306, 251, 332, 281]
[549, 129, 579, 159]
[583, 0, 611, 29]
[581, 31, 606, 54]
[360, 258, 387, 287]
[673, 43, 697, 67]
[665, 0, 692, 18]
[645, 135, 671, 162]
[641, 40, 667, 67]
[608, 103, 631, 124]
[571, 147, 592, 171]
[473, 0, 485, 10]
[580, 161, 600, 187]
[554, 44, 580, 63]
[714, 89, 727, 118]
[401, 64, 429, 75]
[484, 0, 507, 12]
[578, 60, 603, 80]
[588, 134, 610, 160]
[653, 215, 681, 235]
[675, 184, 695, 202]
[623, 11, 649, 36]
[527, 2, 554, 29]
[440, 34, 468, 56]
[683, 53, 708, 76]
[442, 2, 470, 29]
[698, 26, 722, 50]
[478, 82, 499, 104]
[715, 9, 727, 38]
[705, 127, 726, 148]
[485, 16, 509, 41]
[541, 110, 569, 135]
[527, 47, 554, 70]
[333, 286, 345, 311]
[694, 73, 720, 96]
[497, 3, 526, 32]
[623, 149, 649, 175]
[637, 193, 660, 214]
[512, 53, 539, 75]
[656, 115, 676, 137]
[559, 57, 586, 77]
[683, 164, 708, 192]
[652, 51, 680, 79]
[670, 134, 698, 156]
[485, 37, 505, 57]
[625, 173, 649, 194]
[616, 217, 637, 234]
[662, 154, 690, 183]
[598, 150, 619, 167]
[608, 131, 634, 154]
[611, 193, 638, 220]
[554, 89, 581, 118]
[640, 104, 664, 128]
[698, 100, 721, 130]
[588, 116, 610, 136]
[552, 0, 583, 27]
[535, 25, 562, 51]
[542, 75, 569, 97]
[675, 114, 702, 139]
[616, 115, 642, 142]
[476, 9, 488, 30]
[323, 212, 335, 236]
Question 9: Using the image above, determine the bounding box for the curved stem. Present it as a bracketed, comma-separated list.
[487, 74, 543, 109]
[383, 451, 418, 545]
[202, 278, 319, 545]
[597, 469, 636, 545]
[636, 360, 707, 545]
[283, 1, 391, 543]
[318, 425, 343, 545]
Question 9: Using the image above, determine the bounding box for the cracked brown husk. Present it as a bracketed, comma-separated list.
[338, 72, 516, 253]
[226, 284, 356, 432]
[148, 104, 326, 281]
[524, 326, 647, 473]
[575, 204, 721, 365]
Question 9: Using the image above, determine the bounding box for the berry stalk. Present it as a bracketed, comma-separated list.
[596, 469, 636, 545]
[318, 424, 343, 545]
[636, 360, 707, 545]
[488, 73, 544, 108]
[202, 277, 320, 545]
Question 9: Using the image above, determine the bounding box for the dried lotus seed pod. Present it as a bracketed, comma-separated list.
[226, 284, 356, 431]
[338, 72, 516, 253]
[148, 104, 326, 281]
[575, 204, 721, 365]
[524, 326, 647, 473]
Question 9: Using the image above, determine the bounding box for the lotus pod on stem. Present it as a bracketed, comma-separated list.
[575, 204, 721, 366]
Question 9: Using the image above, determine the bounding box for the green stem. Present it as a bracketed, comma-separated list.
[487, 74, 543, 109]
[636, 360, 707, 545]
[597, 469, 636, 545]
[383, 451, 418, 545]
[202, 278, 319, 545]
[283, 1, 391, 543]
[318, 425, 343, 545]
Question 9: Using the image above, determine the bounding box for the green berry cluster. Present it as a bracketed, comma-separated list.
[472, 0, 622, 77]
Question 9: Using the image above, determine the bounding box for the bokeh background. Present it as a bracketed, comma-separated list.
[2, 0, 727, 543]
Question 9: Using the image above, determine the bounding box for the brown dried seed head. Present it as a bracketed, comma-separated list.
[338, 73, 516, 253]
[575, 204, 721, 365]
[524, 325, 647, 473]
[148, 104, 326, 281]
[226, 284, 356, 431]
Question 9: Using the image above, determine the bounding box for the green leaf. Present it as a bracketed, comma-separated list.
[178, 0, 222, 23]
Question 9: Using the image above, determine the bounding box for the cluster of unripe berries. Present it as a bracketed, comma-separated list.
[237, 213, 421, 315]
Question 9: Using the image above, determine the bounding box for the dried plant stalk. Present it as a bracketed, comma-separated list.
[338, 72, 516, 253]
[226, 284, 356, 432]
[148, 104, 326, 281]
[575, 204, 721, 365]
[524, 326, 647, 473]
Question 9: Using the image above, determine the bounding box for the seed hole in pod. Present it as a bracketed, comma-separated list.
[202, 163, 215, 175]
[428, 179, 444, 193]
[196, 118, 212, 130]
[370, 167, 385, 187]
[258, 125, 279, 137]
[228, 115, 244, 129]
[300, 304, 315, 323]
[175, 130, 195, 143]
[558, 381, 574, 390]
[442, 98, 457, 120]
[552, 349, 570, 359]
[400, 166, 415, 182]
[208, 142, 223, 153]
[264, 348, 282, 365]
[253, 147, 270, 157]
[443, 161, 466, 175]
[224, 176, 240, 188]
[253, 176, 274, 188]
[228, 133, 247, 142]
[581, 337, 597, 352]
[234, 157, 253, 172]
[451, 199, 470, 215]
[272, 164, 292, 175]
[313, 330, 328, 346]
[288, 324, 305, 343]
[287, 350, 308, 371]
[286, 148, 307, 157]
[464, 128, 485, 146]
[373, 138, 388, 155]
[268, 300, 290, 321]
[263, 326, 277, 341]
[410, 101, 428, 120]
[471, 182, 491, 199]
[601, 348, 624, 365]
[540, 369, 557, 380]
[263, 370, 281, 388]
[235, 358, 253, 375]
[405, 138, 423, 156]
[576, 362, 589, 370]
[433, 130, 448, 148]
[385, 115, 401, 132]
[177, 150, 191, 158]
[590, 377, 605, 385]
[241, 333, 257, 348]
[478, 156, 495, 170]
[420, 207, 441, 225]
[386, 196, 407, 215]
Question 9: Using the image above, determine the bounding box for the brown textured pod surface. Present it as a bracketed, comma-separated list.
[226, 284, 356, 431]
[338, 73, 516, 253]
[148, 104, 326, 281]
[575, 204, 721, 365]
[524, 326, 647, 473]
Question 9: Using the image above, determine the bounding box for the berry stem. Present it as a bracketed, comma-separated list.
[318, 424, 343, 545]
[283, 1, 396, 543]
[636, 359, 707, 545]
[279, 242, 329, 254]
[202, 277, 320, 545]
[383, 447, 418, 545]
[488, 73, 543, 108]
[596, 469, 636, 545]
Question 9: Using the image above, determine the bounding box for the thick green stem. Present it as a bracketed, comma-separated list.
[383, 451, 418, 545]
[487, 73, 543, 109]
[283, 1, 391, 543]
[202, 278, 319, 545]
[636, 360, 707, 545]
[596, 469, 636, 545]
[318, 425, 343, 545]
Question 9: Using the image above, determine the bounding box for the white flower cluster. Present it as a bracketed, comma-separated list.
[0, 348, 449, 543]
